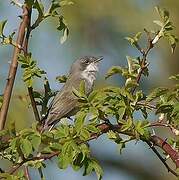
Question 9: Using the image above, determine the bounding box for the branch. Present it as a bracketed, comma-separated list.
[146, 140, 179, 177]
[149, 121, 179, 136]
[136, 101, 156, 110]
[11, 0, 23, 8]
[24, 166, 31, 180]
[132, 29, 154, 94]
[7, 151, 59, 175]
[22, 5, 40, 122]
[150, 135, 179, 168]
[0, 5, 29, 130]
[3, 123, 179, 178]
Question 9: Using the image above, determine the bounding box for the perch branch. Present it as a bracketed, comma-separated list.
[3, 123, 179, 178]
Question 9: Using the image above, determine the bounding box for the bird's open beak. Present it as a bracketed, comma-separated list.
[95, 56, 103, 63]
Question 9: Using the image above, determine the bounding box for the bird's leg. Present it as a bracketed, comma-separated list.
[67, 116, 73, 121]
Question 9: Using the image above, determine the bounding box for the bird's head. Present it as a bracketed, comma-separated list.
[70, 56, 103, 76]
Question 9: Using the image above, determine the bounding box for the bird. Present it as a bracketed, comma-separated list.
[42, 56, 103, 131]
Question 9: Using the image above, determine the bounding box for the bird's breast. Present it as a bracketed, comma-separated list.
[81, 71, 96, 94]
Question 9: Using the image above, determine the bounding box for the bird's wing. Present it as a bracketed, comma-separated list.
[45, 86, 78, 126]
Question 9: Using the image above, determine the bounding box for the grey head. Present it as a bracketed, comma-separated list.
[69, 56, 103, 89]
[69, 56, 103, 95]
[69, 56, 103, 75]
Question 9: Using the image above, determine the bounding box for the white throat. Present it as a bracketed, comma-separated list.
[81, 63, 98, 87]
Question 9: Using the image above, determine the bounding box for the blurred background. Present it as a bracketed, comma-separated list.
[0, 0, 179, 179]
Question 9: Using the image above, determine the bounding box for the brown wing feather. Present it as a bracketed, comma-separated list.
[45, 75, 81, 126]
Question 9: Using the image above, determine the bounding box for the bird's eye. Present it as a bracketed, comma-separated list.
[82, 59, 90, 64]
[85, 59, 90, 64]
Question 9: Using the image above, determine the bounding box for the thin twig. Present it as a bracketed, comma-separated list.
[11, 0, 23, 8]
[22, 5, 40, 122]
[0, 5, 29, 130]
[136, 101, 156, 110]
[132, 29, 154, 94]
[24, 166, 31, 180]
[149, 121, 179, 136]
[146, 140, 179, 177]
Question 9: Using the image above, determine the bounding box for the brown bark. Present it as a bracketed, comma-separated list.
[0, 6, 29, 130]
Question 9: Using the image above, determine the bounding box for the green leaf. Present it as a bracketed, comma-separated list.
[141, 107, 148, 119]
[50, 143, 62, 151]
[119, 118, 133, 132]
[125, 32, 142, 47]
[117, 106, 126, 120]
[134, 32, 142, 42]
[60, 27, 69, 44]
[49, 1, 61, 14]
[91, 159, 103, 180]
[29, 134, 41, 150]
[105, 66, 123, 79]
[18, 54, 46, 87]
[135, 121, 145, 135]
[155, 6, 169, 22]
[0, 20, 7, 36]
[117, 142, 126, 154]
[125, 37, 135, 45]
[156, 104, 173, 114]
[57, 16, 69, 44]
[59, 0, 74, 6]
[72, 153, 84, 171]
[169, 74, 179, 81]
[20, 138, 32, 158]
[146, 87, 168, 101]
[125, 79, 138, 89]
[54, 125, 70, 139]
[27, 160, 44, 169]
[164, 33, 178, 53]
[86, 124, 99, 133]
[72, 87, 82, 98]
[33, 0, 44, 17]
[153, 20, 163, 27]
[107, 130, 122, 144]
[0, 129, 8, 137]
[58, 141, 74, 169]
[80, 128, 90, 140]
[33, 91, 42, 99]
[84, 159, 103, 180]
[83, 158, 94, 176]
[88, 90, 98, 102]
[79, 80, 86, 95]
[56, 74, 68, 83]
[75, 111, 86, 134]
[9, 138, 18, 150]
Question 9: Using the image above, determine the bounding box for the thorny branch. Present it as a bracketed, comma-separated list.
[4, 123, 179, 178]
[146, 140, 179, 177]
[130, 28, 179, 177]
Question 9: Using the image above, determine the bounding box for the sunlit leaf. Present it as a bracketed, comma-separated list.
[0, 20, 7, 36]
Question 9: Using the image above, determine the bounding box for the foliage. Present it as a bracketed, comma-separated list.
[0, 1, 179, 180]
